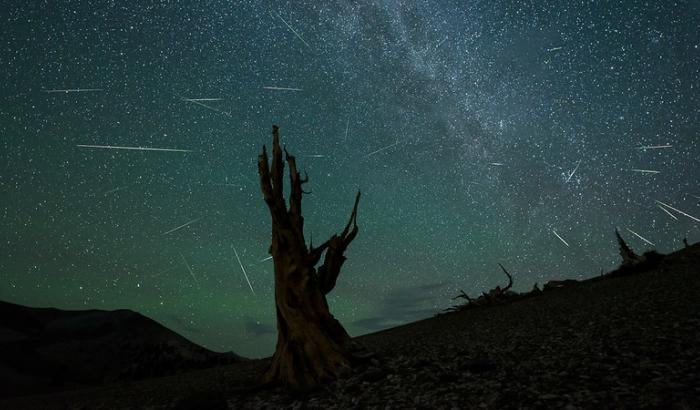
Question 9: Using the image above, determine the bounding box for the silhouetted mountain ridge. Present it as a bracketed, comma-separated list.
[0, 301, 245, 397]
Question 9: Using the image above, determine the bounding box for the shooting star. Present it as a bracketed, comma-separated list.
[629, 168, 660, 174]
[546, 46, 563, 52]
[211, 182, 243, 188]
[552, 229, 570, 247]
[181, 97, 231, 116]
[233, 245, 255, 295]
[635, 144, 672, 150]
[364, 140, 399, 158]
[103, 185, 129, 195]
[77, 144, 192, 153]
[489, 162, 505, 167]
[344, 118, 350, 143]
[274, 12, 311, 49]
[625, 228, 655, 246]
[302, 154, 325, 158]
[542, 160, 563, 170]
[657, 204, 679, 220]
[183, 98, 223, 102]
[655, 200, 700, 223]
[565, 160, 581, 183]
[162, 216, 203, 236]
[43, 88, 102, 93]
[179, 253, 199, 286]
[263, 86, 303, 91]
[260, 255, 273, 263]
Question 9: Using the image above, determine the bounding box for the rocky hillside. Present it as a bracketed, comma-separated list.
[2, 242, 699, 409]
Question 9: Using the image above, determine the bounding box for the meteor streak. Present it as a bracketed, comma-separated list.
[263, 86, 303, 91]
[566, 160, 581, 183]
[635, 144, 672, 150]
[211, 182, 243, 187]
[364, 140, 399, 158]
[162, 217, 203, 235]
[181, 97, 230, 116]
[233, 245, 255, 295]
[657, 205, 679, 220]
[183, 98, 223, 102]
[179, 253, 199, 286]
[625, 228, 655, 246]
[43, 88, 102, 93]
[274, 12, 311, 49]
[344, 118, 350, 143]
[655, 200, 700, 223]
[552, 229, 570, 247]
[77, 144, 192, 153]
[103, 185, 129, 195]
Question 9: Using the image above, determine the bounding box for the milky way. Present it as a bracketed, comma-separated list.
[1, 1, 698, 357]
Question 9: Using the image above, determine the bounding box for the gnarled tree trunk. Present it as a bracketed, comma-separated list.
[258, 125, 361, 388]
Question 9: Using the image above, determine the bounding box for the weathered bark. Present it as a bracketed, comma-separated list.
[258, 125, 361, 389]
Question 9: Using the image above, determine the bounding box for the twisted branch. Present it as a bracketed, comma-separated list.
[317, 191, 361, 295]
[498, 263, 513, 293]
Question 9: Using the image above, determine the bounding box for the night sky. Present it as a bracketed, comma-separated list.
[1, 1, 698, 358]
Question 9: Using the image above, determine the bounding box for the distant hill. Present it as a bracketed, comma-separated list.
[0, 301, 245, 398]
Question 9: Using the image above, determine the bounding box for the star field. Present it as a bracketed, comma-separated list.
[1, 1, 698, 357]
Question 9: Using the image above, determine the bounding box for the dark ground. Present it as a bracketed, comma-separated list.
[2, 243, 699, 409]
[0, 302, 243, 398]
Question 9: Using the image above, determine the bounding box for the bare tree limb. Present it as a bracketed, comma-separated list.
[498, 263, 513, 292]
[258, 145, 287, 225]
[284, 148, 305, 237]
[317, 192, 361, 295]
[258, 145, 273, 206]
[452, 289, 474, 303]
[308, 239, 330, 266]
[270, 125, 284, 204]
[340, 192, 361, 239]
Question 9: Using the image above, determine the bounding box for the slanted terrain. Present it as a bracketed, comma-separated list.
[2, 242, 699, 409]
[0, 302, 244, 398]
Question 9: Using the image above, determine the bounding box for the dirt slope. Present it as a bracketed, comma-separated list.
[3, 243, 698, 409]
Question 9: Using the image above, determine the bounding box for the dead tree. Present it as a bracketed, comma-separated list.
[615, 229, 642, 266]
[492, 263, 514, 295]
[446, 264, 516, 311]
[258, 125, 361, 389]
